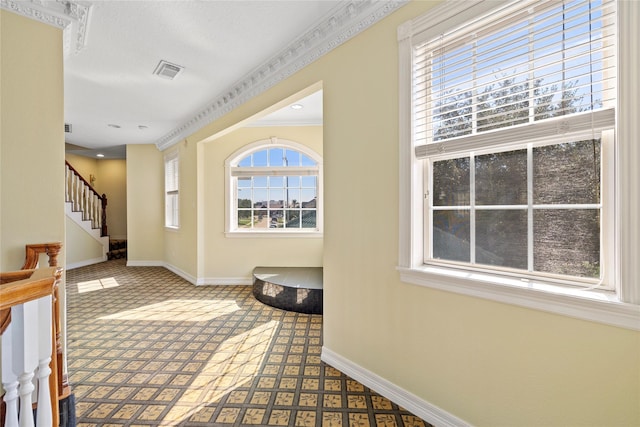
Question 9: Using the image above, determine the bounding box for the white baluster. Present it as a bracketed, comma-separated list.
[77, 175, 82, 212]
[68, 166, 73, 203]
[97, 199, 103, 231]
[80, 184, 85, 219]
[79, 180, 84, 217]
[69, 172, 74, 208]
[37, 295, 53, 426]
[87, 189, 93, 224]
[88, 192, 93, 226]
[71, 173, 76, 210]
[73, 174, 80, 211]
[91, 194, 95, 228]
[12, 300, 38, 427]
[92, 193, 97, 227]
[85, 185, 91, 221]
[65, 166, 70, 202]
[94, 194, 100, 228]
[83, 185, 88, 220]
[2, 325, 20, 427]
[18, 371, 35, 427]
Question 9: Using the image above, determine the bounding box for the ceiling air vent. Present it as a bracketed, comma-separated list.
[153, 60, 184, 80]
[65, 123, 72, 133]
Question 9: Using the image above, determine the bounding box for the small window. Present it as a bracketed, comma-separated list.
[226, 139, 322, 235]
[165, 151, 179, 228]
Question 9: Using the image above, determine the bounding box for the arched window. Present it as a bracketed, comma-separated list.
[225, 138, 322, 235]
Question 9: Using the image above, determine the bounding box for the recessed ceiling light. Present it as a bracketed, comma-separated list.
[96, 153, 105, 158]
[107, 124, 121, 128]
[290, 104, 304, 110]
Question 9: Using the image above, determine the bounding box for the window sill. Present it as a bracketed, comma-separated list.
[397, 265, 640, 331]
[225, 230, 323, 238]
[165, 226, 180, 232]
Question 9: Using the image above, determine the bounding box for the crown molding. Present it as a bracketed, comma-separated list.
[0, 0, 91, 56]
[155, 0, 409, 151]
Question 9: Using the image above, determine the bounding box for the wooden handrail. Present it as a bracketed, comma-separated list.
[0, 266, 63, 426]
[0, 267, 61, 310]
[64, 160, 98, 194]
[15, 241, 71, 402]
[1, 243, 68, 426]
[21, 241, 62, 270]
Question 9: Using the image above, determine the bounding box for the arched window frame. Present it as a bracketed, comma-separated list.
[225, 138, 323, 237]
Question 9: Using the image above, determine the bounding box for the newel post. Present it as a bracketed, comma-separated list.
[101, 193, 108, 237]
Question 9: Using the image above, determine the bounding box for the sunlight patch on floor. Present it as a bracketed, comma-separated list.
[77, 277, 120, 293]
[99, 299, 240, 322]
[160, 320, 280, 425]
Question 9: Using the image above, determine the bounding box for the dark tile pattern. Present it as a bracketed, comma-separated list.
[66, 260, 430, 427]
[252, 267, 323, 315]
[252, 282, 323, 316]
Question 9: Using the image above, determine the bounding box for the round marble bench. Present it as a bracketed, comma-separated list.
[252, 267, 323, 314]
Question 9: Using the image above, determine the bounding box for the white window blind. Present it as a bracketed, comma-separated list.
[413, 0, 616, 158]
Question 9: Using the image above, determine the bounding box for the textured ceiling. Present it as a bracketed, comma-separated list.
[2, 0, 406, 158]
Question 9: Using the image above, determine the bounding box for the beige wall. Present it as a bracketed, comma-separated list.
[201, 126, 323, 280]
[65, 152, 98, 185]
[126, 144, 164, 262]
[164, 140, 197, 277]
[97, 159, 127, 239]
[1, 10, 65, 270]
[65, 216, 104, 266]
[167, 1, 640, 425]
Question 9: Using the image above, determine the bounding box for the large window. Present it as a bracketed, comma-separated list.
[398, 0, 639, 329]
[165, 151, 179, 228]
[226, 139, 322, 235]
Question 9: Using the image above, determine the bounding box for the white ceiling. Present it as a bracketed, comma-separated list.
[3, 0, 406, 159]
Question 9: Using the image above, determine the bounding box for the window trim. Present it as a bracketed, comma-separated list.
[224, 138, 323, 237]
[164, 150, 179, 229]
[397, 0, 640, 330]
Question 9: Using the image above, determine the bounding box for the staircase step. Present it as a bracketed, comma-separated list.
[109, 239, 127, 251]
[107, 248, 127, 260]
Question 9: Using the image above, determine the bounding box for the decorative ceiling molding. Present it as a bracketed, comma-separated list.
[0, 0, 91, 56]
[155, 0, 409, 151]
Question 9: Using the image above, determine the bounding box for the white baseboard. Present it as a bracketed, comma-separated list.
[164, 263, 197, 285]
[196, 277, 253, 286]
[125, 261, 252, 286]
[66, 256, 107, 270]
[126, 260, 197, 285]
[321, 347, 471, 427]
[126, 260, 164, 267]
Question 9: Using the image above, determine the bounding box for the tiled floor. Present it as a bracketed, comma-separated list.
[66, 260, 431, 426]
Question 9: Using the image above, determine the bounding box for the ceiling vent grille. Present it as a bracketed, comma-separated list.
[65, 123, 72, 133]
[153, 60, 184, 80]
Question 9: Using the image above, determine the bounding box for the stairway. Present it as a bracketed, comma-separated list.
[65, 161, 110, 267]
[107, 239, 127, 260]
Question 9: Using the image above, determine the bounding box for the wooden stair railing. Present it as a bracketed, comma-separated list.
[1, 266, 63, 427]
[65, 161, 108, 236]
[20, 242, 70, 401]
[1, 242, 67, 427]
